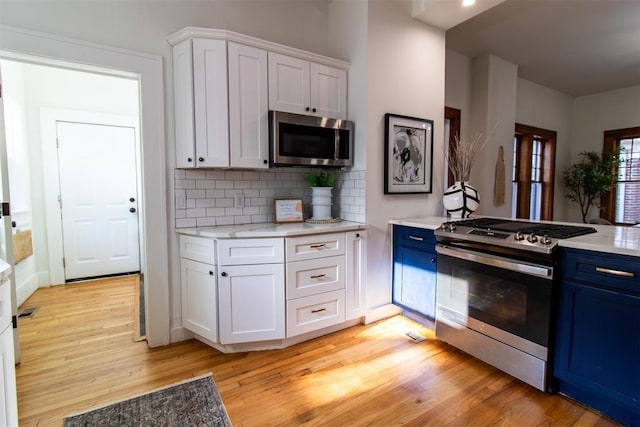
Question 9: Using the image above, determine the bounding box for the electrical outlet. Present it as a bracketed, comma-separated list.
[234, 193, 245, 208]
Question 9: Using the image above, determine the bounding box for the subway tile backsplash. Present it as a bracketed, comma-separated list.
[175, 168, 366, 228]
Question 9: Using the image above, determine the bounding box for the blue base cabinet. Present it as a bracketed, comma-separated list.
[554, 248, 640, 426]
[392, 225, 437, 320]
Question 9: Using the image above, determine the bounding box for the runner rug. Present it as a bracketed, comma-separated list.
[63, 374, 231, 426]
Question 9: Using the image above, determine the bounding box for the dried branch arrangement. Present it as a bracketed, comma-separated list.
[447, 133, 487, 182]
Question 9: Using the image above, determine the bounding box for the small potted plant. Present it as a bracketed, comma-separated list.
[305, 171, 335, 219]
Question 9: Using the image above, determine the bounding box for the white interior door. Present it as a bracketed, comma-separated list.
[56, 121, 140, 281]
[0, 65, 20, 365]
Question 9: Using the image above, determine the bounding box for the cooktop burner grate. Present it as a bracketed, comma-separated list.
[453, 218, 597, 239]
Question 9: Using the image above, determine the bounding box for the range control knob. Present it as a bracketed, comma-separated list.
[514, 231, 524, 241]
[526, 233, 538, 243]
[541, 235, 553, 245]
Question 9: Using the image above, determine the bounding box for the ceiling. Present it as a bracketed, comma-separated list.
[414, 0, 640, 97]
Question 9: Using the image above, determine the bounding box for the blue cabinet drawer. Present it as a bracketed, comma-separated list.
[393, 225, 436, 249]
[561, 249, 640, 295]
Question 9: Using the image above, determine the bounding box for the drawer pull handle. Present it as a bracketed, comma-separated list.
[595, 267, 635, 278]
[311, 308, 327, 314]
[310, 244, 327, 249]
[310, 274, 326, 279]
[409, 236, 424, 241]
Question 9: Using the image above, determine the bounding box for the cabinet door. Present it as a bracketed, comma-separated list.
[345, 230, 367, 320]
[310, 62, 347, 119]
[193, 38, 229, 167]
[554, 280, 640, 424]
[0, 325, 18, 427]
[218, 263, 285, 344]
[268, 52, 310, 115]
[173, 40, 197, 168]
[181, 258, 218, 342]
[228, 42, 269, 169]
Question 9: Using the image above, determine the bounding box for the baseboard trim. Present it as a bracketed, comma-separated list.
[17, 273, 39, 306]
[364, 303, 403, 325]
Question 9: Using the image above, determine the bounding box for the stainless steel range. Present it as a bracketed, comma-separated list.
[434, 217, 596, 391]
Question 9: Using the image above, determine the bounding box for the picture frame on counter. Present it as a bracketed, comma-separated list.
[384, 113, 434, 194]
[274, 198, 304, 223]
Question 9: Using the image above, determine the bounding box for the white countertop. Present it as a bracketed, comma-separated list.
[389, 216, 640, 257]
[389, 216, 449, 230]
[177, 220, 366, 238]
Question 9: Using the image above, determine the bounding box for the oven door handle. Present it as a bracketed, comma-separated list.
[436, 245, 553, 280]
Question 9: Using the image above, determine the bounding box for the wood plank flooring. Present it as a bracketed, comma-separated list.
[16, 276, 619, 426]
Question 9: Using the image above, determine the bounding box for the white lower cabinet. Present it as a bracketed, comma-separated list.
[345, 230, 367, 320]
[217, 239, 285, 344]
[179, 228, 366, 348]
[180, 258, 218, 342]
[0, 277, 18, 427]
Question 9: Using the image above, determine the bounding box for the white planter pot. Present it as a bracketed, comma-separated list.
[311, 186, 333, 219]
[443, 181, 479, 218]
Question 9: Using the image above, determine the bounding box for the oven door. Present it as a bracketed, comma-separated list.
[435, 244, 554, 360]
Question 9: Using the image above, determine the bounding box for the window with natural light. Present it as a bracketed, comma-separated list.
[615, 137, 640, 224]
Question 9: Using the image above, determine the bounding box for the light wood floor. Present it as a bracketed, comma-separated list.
[16, 276, 619, 426]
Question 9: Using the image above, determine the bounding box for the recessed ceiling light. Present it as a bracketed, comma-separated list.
[462, 0, 476, 6]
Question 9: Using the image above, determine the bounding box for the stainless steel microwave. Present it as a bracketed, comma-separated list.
[269, 111, 354, 167]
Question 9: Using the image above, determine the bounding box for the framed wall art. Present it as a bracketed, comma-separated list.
[384, 113, 434, 194]
[274, 198, 304, 223]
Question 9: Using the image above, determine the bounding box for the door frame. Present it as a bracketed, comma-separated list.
[41, 109, 142, 285]
[0, 24, 170, 347]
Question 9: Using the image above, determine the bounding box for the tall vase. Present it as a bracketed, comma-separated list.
[443, 181, 479, 219]
[311, 187, 333, 219]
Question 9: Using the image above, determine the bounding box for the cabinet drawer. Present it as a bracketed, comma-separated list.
[218, 238, 284, 265]
[562, 249, 640, 294]
[393, 225, 436, 249]
[286, 232, 345, 262]
[286, 255, 345, 299]
[179, 234, 215, 264]
[286, 290, 345, 337]
[0, 279, 11, 328]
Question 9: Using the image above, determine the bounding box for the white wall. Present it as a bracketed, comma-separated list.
[516, 78, 573, 221]
[445, 49, 471, 141]
[568, 85, 640, 223]
[365, 1, 445, 309]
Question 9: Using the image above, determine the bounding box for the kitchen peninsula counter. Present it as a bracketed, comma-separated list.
[388, 216, 640, 257]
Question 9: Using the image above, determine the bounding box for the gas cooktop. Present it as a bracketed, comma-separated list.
[434, 217, 597, 255]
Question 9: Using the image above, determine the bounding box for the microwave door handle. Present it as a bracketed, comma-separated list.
[334, 129, 340, 160]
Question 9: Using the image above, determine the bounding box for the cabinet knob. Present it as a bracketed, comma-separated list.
[312, 108, 317, 113]
[305, 107, 310, 112]
[198, 157, 204, 162]
[356, 233, 360, 238]
[263, 159, 268, 164]
[430, 258, 436, 263]
[209, 271, 214, 276]
[221, 272, 227, 277]
[187, 157, 193, 163]
[129, 207, 136, 213]
[129, 197, 135, 202]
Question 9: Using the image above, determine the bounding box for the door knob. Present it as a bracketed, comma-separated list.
[129, 207, 136, 213]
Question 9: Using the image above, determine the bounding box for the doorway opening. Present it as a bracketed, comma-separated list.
[0, 58, 145, 339]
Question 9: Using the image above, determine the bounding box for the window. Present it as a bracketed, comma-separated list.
[444, 107, 461, 188]
[512, 124, 556, 221]
[602, 127, 640, 224]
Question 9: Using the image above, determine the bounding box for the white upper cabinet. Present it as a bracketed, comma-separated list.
[269, 52, 347, 120]
[169, 28, 349, 168]
[172, 39, 269, 169]
[228, 42, 270, 169]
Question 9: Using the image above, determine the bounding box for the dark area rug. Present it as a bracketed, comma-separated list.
[63, 374, 231, 427]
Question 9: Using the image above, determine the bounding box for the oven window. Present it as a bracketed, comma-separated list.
[447, 258, 552, 347]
